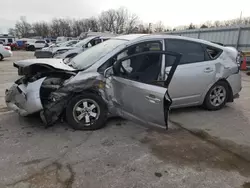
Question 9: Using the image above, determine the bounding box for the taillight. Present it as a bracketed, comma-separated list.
[4, 47, 10, 51]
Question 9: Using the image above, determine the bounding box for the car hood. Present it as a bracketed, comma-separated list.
[14, 58, 76, 72]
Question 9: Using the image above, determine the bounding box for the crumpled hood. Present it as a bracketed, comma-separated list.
[14, 58, 76, 71]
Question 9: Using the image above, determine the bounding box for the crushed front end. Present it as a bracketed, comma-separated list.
[5, 62, 109, 128]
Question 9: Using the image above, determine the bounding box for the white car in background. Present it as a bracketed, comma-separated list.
[0, 45, 12, 61]
[26, 40, 48, 51]
[53, 36, 111, 59]
[35, 40, 79, 58]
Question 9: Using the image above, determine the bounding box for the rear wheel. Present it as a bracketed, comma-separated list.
[66, 93, 107, 130]
[0, 54, 3, 61]
[203, 81, 229, 110]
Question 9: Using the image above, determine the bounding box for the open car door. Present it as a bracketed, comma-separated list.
[105, 51, 181, 129]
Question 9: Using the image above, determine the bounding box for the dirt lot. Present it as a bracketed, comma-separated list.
[0, 51, 249, 188]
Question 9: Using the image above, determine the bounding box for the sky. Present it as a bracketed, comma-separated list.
[1, 0, 250, 33]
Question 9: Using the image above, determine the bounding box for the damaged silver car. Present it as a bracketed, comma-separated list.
[5, 34, 241, 130]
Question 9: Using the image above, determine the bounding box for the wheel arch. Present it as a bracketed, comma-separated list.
[70, 88, 108, 107]
[202, 78, 233, 104]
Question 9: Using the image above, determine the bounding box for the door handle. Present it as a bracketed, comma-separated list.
[204, 67, 214, 73]
[145, 95, 161, 103]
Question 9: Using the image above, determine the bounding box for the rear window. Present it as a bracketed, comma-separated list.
[206, 46, 222, 59]
[35, 41, 45, 43]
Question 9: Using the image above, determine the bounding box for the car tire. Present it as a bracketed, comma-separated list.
[0, 54, 3, 61]
[203, 81, 229, 110]
[66, 93, 107, 130]
[30, 46, 36, 51]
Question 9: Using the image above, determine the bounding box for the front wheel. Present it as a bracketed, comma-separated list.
[66, 93, 107, 130]
[203, 81, 229, 110]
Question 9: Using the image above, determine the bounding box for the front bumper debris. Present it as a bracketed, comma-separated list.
[5, 78, 46, 116]
[5, 85, 29, 116]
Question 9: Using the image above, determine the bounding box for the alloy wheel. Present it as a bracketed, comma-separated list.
[72, 99, 100, 126]
[209, 86, 226, 107]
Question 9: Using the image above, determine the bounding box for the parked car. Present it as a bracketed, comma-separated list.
[56, 36, 74, 43]
[34, 40, 79, 58]
[5, 34, 241, 131]
[53, 36, 111, 59]
[0, 35, 16, 50]
[0, 35, 15, 45]
[26, 40, 48, 51]
[0, 45, 12, 60]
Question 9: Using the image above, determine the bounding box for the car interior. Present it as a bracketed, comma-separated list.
[116, 42, 163, 84]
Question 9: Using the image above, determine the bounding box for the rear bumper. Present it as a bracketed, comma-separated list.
[34, 50, 53, 58]
[226, 73, 242, 96]
[2, 51, 12, 58]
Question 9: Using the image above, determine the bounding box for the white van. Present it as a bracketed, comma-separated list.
[0, 35, 15, 45]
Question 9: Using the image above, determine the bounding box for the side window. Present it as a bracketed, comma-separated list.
[35, 41, 45, 44]
[117, 41, 162, 61]
[114, 52, 163, 84]
[93, 39, 102, 45]
[98, 41, 163, 75]
[205, 46, 222, 59]
[166, 39, 205, 66]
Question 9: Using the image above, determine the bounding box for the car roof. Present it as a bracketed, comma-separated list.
[114, 34, 224, 49]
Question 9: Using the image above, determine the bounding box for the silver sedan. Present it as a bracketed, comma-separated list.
[5, 34, 241, 130]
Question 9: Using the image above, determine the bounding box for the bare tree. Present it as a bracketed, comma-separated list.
[8, 28, 17, 36]
[188, 23, 196, 29]
[59, 19, 71, 36]
[50, 19, 61, 37]
[154, 21, 165, 33]
[85, 18, 99, 32]
[125, 13, 139, 33]
[32, 22, 50, 37]
[200, 24, 208, 29]
[115, 7, 128, 34]
[72, 20, 83, 37]
[214, 21, 222, 27]
[15, 16, 32, 37]
[99, 9, 117, 32]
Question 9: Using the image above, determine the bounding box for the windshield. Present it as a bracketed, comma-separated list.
[73, 37, 96, 48]
[70, 39, 127, 70]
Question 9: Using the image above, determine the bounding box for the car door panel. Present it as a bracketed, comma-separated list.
[165, 39, 217, 107]
[166, 61, 216, 107]
[107, 76, 168, 128]
[104, 50, 181, 129]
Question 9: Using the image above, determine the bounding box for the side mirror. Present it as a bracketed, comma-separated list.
[104, 67, 113, 78]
